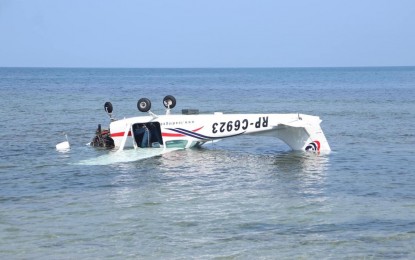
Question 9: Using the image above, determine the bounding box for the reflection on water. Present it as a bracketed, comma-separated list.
[272, 151, 330, 175]
[76, 148, 181, 165]
[272, 151, 331, 201]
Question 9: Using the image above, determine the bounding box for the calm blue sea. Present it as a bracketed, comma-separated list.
[1, 67, 415, 259]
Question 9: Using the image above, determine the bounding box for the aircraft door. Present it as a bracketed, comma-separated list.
[132, 122, 163, 148]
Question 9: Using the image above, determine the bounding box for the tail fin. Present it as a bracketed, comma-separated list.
[275, 115, 331, 152]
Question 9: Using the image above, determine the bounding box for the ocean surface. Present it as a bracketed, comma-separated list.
[0, 67, 414, 259]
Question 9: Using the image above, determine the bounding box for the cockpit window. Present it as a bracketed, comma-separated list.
[132, 122, 163, 148]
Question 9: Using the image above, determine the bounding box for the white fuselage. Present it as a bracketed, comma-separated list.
[108, 112, 330, 152]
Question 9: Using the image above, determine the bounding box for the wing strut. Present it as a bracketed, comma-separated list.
[117, 123, 131, 152]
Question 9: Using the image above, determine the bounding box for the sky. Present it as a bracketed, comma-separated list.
[0, 0, 414, 68]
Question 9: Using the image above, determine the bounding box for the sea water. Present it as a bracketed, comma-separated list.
[0, 67, 414, 259]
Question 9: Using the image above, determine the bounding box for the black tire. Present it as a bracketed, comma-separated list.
[137, 98, 151, 112]
[104, 102, 113, 114]
[163, 95, 176, 109]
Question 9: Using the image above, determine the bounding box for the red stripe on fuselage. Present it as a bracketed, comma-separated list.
[111, 131, 132, 137]
[162, 132, 184, 137]
[111, 127, 204, 138]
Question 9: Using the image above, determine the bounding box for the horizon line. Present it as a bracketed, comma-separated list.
[0, 65, 414, 70]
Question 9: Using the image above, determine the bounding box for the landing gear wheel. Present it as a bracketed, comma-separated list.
[163, 95, 176, 109]
[137, 98, 151, 112]
[104, 102, 113, 114]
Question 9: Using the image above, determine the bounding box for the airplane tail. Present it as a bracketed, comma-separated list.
[274, 114, 331, 152]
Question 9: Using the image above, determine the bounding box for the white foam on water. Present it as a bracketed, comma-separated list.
[77, 148, 181, 165]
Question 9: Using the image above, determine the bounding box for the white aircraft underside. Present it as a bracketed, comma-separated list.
[98, 96, 330, 153]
